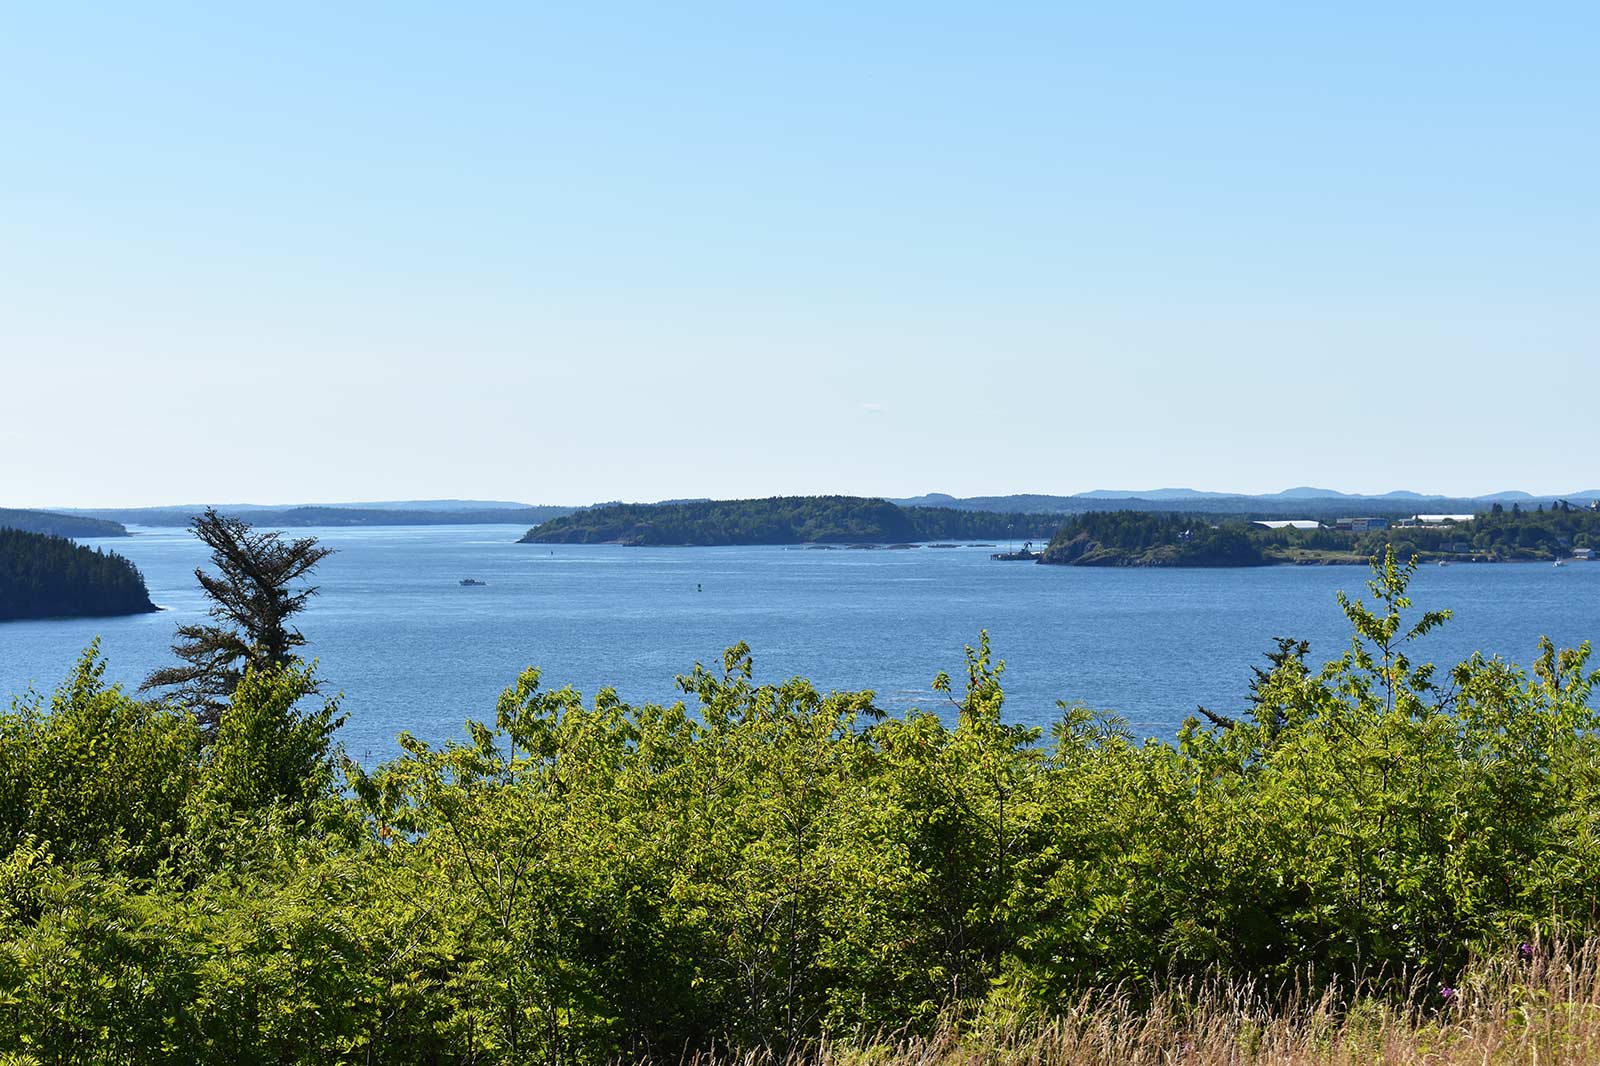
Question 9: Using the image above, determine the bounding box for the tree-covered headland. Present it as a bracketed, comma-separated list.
[3, 517, 1600, 1063]
[0, 528, 155, 620]
[1446, 500, 1600, 559]
[1040, 512, 1268, 566]
[0, 507, 128, 539]
[1041, 505, 1600, 566]
[520, 495, 1061, 545]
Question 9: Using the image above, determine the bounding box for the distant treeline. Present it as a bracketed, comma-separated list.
[905, 505, 1062, 542]
[1251, 506, 1600, 563]
[1408, 501, 1600, 559]
[1042, 505, 1600, 566]
[0, 508, 128, 539]
[0, 528, 156, 620]
[895, 491, 1600, 518]
[519, 496, 1061, 545]
[73, 505, 579, 528]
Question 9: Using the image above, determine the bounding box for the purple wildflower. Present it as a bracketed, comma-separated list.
[1439, 985, 1457, 1002]
[1519, 942, 1534, 961]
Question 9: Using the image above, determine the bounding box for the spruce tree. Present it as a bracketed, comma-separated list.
[142, 508, 333, 732]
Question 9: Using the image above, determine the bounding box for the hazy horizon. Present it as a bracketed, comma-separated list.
[5, 4, 1595, 508]
[24, 483, 1600, 514]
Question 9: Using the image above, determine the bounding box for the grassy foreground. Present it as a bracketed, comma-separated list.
[721, 942, 1600, 1066]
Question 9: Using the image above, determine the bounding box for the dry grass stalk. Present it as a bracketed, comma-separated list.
[660, 940, 1600, 1066]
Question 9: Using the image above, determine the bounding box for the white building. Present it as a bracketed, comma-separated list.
[1408, 514, 1476, 525]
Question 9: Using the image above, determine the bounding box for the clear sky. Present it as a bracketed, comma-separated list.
[3, 3, 1596, 507]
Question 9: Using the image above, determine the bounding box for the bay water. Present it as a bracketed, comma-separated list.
[3, 525, 1597, 762]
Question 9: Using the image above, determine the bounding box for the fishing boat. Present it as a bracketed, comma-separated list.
[460, 578, 487, 586]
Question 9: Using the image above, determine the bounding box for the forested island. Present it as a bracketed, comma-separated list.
[519, 495, 1061, 545]
[0, 507, 128, 538]
[1040, 504, 1600, 566]
[0, 528, 157, 620]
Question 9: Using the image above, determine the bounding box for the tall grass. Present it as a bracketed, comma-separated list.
[684, 940, 1600, 1066]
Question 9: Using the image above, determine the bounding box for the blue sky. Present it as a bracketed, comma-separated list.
[4, 3, 1596, 507]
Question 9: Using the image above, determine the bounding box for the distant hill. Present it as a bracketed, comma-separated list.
[520, 496, 1061, 546]
[63, 503, 579, 528]
[288, 498, 531, 512]
[0, 508, 128, 539]
[0, 528, 156, 620]
[1077, 487, 1237, 500]
[891, 488, 1600, 517]
[60, 497, 530, 514]
[1273, 486, 1352, 499]
[892, 493, 1086, 513]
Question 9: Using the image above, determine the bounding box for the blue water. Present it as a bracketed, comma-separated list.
[3, 525, 1597, 762]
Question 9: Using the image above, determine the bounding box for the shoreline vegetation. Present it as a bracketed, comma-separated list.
[0, 527, 156, 621]
[518, 494, 1600, 566]
[4, 531, 1600, 1062]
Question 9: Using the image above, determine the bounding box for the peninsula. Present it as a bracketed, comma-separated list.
[0, 528, 157, 620]
[0, 507, 128, 539]
[1038, 505, 1600, 566]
